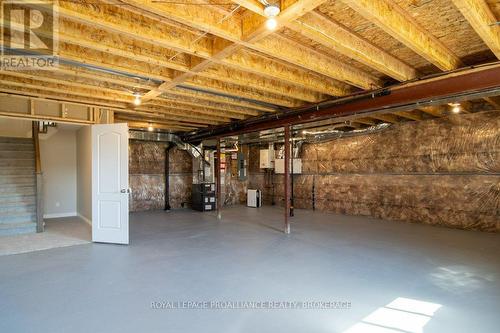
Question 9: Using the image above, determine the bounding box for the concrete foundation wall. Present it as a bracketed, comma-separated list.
[248, 111, 500, 232]
[222, 152, 248, 206]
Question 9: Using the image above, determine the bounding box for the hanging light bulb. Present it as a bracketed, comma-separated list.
[449, 102, 461, 114]
[264, 4, 280, 30]
[133, 93, 142, 106]
[147, 123, 154, 132]
[266, 17, 278, 30]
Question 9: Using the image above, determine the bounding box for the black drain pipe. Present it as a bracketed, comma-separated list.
[312, 175, 316, 211]
[164, 143, 173, 211]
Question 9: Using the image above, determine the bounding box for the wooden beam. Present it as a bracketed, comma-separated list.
[56, 42, 299, 108]
[352, 118, 377, 126]
[0, 110, 94, 125]
[370, 113, 400, 123]
[0, 88, 127, 112]
[394, 110, 422, 121]
[16, 49, 273, 114]
[114, 115, 202, 129]
[460, 101, 473, 113]
[419, 105, 446, 117]
[167, 87, 274, 113]
[49, 42, 292, 109]
[147, 100, 249, 119]
[0, 84, 225, 126]
[224, 49, 352, 96]
[154, 95, 261, 117]
[52, 65, 157, 91]
[133, 0, 343, 101]
[342, 0, 462, 71]
[251, 34, 381, 90]
[0, 80, 129, 109]
[288, 12, 418, 81]
[112, 108, 220, 126]
[235, 1, 416, 82]
[240, 0, 330, 41]
[231, 0, 263, 15]
[452, 0, 500, 59]
[119, 120, 194, 132]
[484, 96, 500, 109]
[120, 0, 371, 94]
[52, 19, 322, 103]
[56, 1, 350, 96]
[53, 65, 274, 114]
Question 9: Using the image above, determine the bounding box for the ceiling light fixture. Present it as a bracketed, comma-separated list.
[147, 123, 154, 132]
[133, 93, 142, 106]
[263, 4, 280, 30]
[449, 102, 461, 114]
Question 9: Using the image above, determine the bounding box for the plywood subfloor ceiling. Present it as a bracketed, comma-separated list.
[1, 0, 499, 132]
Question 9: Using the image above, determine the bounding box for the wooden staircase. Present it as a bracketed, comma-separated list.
[0, 137, 38, 236]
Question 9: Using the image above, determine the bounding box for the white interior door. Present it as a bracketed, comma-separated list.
[91, 123, 129, 244]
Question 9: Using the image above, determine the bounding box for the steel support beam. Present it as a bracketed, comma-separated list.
[284, 125, 291, 234]
[216, 137, 222, 220]
[183, 64, 500, 142]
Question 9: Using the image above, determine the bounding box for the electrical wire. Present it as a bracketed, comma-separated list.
[167, 4, 240, 62]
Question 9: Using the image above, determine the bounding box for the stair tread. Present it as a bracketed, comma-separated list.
[0, 179, 36, 188]
[0, 136, 37, 234]
[0, 167, 35, 170]
[0, 188, 36, 192]
[0, 222, 37, 229]
[0, 190, 36, 196]
[0, 175, 35, 179]
[0, 137, 32, 143]
[0, 201, 36, 207]
[0, 210, 36, 216]
[0, 149, 34, 151]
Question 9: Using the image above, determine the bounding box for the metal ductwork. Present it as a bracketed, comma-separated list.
[302, 123, 391, 144]
[129, 130, 203, 159]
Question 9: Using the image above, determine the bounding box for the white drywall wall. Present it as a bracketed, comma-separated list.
[0, 118, 32, 138]
[40, 128, 77, 218]
[76, 126, 92, 224]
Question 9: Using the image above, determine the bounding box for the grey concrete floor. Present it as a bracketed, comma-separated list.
[0, 206, 499, 333]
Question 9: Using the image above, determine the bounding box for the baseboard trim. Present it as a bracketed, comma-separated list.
[43, 212, 77, 219]
[77, 213, 92, 226]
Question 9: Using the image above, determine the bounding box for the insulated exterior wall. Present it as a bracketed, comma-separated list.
[223, 151, 248, 206]
[129, 141, 192, 212]
[248, 111, 500, 232]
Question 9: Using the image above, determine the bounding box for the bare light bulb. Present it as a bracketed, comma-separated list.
[266, 17, 278, 30]
[452, 105, 461, 113]
[133, 94, 141, 106]
[147, 123, 154, 132]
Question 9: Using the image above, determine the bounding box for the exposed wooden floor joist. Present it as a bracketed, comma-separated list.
[0, 0, 498, 131]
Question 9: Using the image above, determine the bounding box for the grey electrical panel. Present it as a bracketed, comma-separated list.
[238, 152, 247, 181]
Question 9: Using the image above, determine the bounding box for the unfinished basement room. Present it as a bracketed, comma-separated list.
[0, 0, 499, 332]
